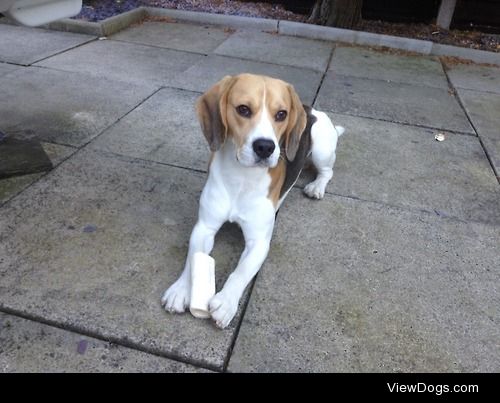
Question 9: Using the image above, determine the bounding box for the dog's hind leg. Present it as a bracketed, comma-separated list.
[303, 110, 344, 200]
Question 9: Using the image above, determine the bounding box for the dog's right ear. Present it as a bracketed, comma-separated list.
[284, 84, 307, 162]
[196, 75, 236, 152]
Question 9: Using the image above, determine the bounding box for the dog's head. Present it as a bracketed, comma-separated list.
[196, 73, 307, 168]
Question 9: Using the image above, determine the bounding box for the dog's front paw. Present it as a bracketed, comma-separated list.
[209, 292, 238, 329]
[161, 278, 190, 314]
[303, 180, 327, 199]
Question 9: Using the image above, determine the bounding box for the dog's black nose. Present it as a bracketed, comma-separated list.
[252, 139, 275, 159]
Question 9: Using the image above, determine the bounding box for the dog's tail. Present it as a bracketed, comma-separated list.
[334, 125, 345, 137]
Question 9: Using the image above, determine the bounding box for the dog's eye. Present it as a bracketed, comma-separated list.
[275, 110, 287, 122]
[236, 105, 252, 118]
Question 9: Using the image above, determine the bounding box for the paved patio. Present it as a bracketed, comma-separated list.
[0, 18, 499, 372]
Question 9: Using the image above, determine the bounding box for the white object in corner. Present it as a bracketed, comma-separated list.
[2, 0, 82, 27]
[189, 252, 216, 319]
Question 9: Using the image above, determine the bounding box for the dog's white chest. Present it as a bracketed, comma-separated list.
[202, 143, 274, 225]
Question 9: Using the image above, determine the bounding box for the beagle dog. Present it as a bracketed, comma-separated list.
[161, 74, 344, 328]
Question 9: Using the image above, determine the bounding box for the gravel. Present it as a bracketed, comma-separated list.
[360, 19, 500, 53]
[74, 0, 306, 23]
[76, 0, 144, 22]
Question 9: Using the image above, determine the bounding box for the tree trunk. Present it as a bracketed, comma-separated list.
[308, 0, 363, 29]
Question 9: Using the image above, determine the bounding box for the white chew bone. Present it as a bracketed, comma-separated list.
[189, 252, 216, 319]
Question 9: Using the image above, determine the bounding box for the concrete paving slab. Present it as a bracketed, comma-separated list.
[111, 21, 232, 54]
[0, 138, 53, 179]
[0, 23, 94, 65]
[0, 67, 157, 147]
[297, 113, 500, 224]
[1, 173, 43, 206]
[172, 55, 322, 105]
[90, 88, 208, 171]
[330, 46, 449, 89]
[315, 73, 474, 133]
[445, 63, 500, 94]
[0, 313, 207, 372]
[36, 39, 203, 87]
[0, 142, 74, 205]
[0, 62, 18, 78]
[229, 190, 500, 372]
[213, 30, 333, 72]
[0, 149, 250, 370]
[457, 88, 500, 177]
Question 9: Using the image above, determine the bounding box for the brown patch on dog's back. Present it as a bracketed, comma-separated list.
[208, 152, 215, 171]
[268, 159, 286, 208]
[268, 105, 316, 208]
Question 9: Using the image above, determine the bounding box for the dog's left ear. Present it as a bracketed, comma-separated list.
[284, 84, 307, 161]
